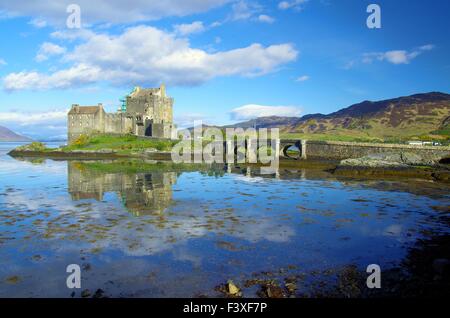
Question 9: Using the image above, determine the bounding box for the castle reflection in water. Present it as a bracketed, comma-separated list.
[67, 161, 312, 216]
[68, 162, 177, 216]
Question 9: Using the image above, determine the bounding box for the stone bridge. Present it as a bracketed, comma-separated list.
[218, 138, 306, 161]
[221, 138, 450, 162]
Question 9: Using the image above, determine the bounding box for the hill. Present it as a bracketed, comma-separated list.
[286, 92, 450, 142]
[225, 92, 450, 143]
[0, 125, 32, 142]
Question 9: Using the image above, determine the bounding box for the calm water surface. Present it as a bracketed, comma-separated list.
[0, 142, 449, 297]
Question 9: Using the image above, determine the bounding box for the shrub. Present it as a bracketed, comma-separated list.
[16, 142, 47, 152]
[71, 134, 90, 147]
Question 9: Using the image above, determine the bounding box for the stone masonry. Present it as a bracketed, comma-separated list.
[68, 84, 176, 142]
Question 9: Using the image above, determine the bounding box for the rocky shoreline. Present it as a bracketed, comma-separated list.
[7, 148, 173, 161]
[331, 152, 450, 182]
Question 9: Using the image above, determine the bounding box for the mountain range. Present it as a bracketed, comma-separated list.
[0, 125, 32, 142]
[224, 92, 450, 142]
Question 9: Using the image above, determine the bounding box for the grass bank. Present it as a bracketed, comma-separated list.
[280, 131, 450, 145]
[62, 134, 178, 154]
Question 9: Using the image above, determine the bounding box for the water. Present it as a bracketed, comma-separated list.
[0, 142, 449, 297]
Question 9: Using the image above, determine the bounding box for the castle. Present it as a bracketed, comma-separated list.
[68, 84, 176, 142]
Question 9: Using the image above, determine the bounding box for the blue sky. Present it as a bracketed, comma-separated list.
[0, 0, 449, 140]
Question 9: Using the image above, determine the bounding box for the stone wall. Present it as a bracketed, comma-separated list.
[68, 109, 104, 142]
[104, 113, 133, 135]
[303, 140, 450, 161]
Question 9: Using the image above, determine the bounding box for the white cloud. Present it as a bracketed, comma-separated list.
[3, 25, 298, 91]
[0, 0, 233, 25]
[229, 0, 262, 21]
[0, 58, 6, 66]
[35, 42, 66, 62]
[420, 44, 435, 51]
[28, 18, 47, 28]
[173, 21, 205, 36]
[362, 45, 434, 65]
[296, 75, 309, 82]
[230, 104, 301, 121]
[3, 63, 102, 90]
[278, 0, 308, 11]
[0, 109, 68, 140]
[0, 109, 67, 125]
[50, 28, 96, 41]
[258, 14, 275, 23]
[210, 21, 222, 28]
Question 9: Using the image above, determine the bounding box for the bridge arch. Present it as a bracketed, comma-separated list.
[280, 140, 303, 159]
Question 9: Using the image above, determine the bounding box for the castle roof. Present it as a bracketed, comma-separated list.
[68, 105, 103, 114]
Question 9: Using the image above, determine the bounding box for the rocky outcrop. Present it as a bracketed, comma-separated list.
[339, 152, 442, 168]
[332, 151, 450, 182]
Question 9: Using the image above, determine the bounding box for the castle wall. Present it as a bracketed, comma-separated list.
[104, 113, 133, 135]
[144, 121, 174, 139]
[68, 108, 105, 142]
[126, 94, 173, 123]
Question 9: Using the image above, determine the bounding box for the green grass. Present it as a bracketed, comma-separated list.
[281, 130, 450, 144]
[62, 134, 178, 154]
[280, 133, 382, 143]
[431, 127, 450, 137]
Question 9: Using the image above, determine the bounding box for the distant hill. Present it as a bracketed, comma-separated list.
[286, 92, 450, 140]
[223, 92, 450, 142]
[223, 116, 300, 129]
[0, 126, 32, 142]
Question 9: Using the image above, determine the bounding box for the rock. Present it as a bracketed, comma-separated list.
[93, 288, 105, 298]
[81, 289, 91, 298]
[5, 275, 21, 284]
[400, 152, 429, 165]
[227, 280, 241, 296]
[144, 148, 157, 154]
[340, 157, 408, 168]
[285, 282, 297, 293]
[96, 149, 116, 154]
[70, 149, 116, 154]
[262, 284, 286, 298]
[432, 258, 450, 276]
[31, 254, 42, 261]
[82, 263, 91, 271]
[339, 151, 440, 168]
[432, 171, 450, 182]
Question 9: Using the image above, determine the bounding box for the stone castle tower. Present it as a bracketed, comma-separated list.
[68, 84, 176, 142]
